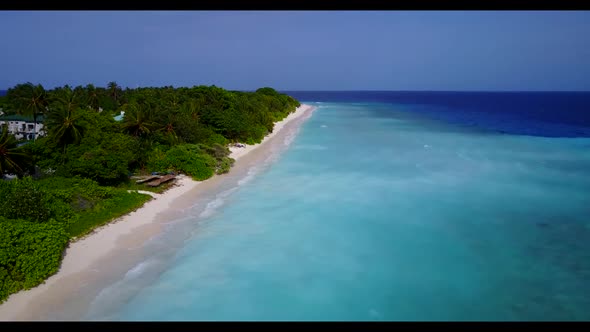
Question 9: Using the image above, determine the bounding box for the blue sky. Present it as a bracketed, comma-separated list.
[1, 11, 589, 91]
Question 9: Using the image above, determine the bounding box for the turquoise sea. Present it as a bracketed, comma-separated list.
[82, 94, 590, 321]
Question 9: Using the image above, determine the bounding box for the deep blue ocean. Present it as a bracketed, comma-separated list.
[285, 91, 590, 138]
[16, 91, 590, 320]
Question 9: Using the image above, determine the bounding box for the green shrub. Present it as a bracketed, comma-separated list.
[217, 157, 234, 174]
[199, 143, 231, 160]
[0, 217, 69, 304]
[145, 146, 169, 173]
[198, 143, 234, 174]
[37, 176, 115, 201]
[163, 144, 216, 181]
[66, 132, 138, 186]
[0, 177, 52, 222]
[66, 191, 151, 238]
[36, 177, 115, 219]
[202, 133, 228, 147]
[0, 176, 123, 227]
[244, 125, 268, 144]
[146, 144, 217, 180]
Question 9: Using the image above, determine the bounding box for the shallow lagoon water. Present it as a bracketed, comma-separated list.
[85, 95, 590, 321]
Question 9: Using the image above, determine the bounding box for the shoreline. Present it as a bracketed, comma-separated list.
[0, 103, 316, 321]
[228, 105, 314, 161]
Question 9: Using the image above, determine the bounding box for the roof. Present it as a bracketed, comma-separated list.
[0, 114, 45, 122]
[113, 111, 125, 122]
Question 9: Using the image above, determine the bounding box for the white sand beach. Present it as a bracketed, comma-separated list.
[0, 104, 316, 321]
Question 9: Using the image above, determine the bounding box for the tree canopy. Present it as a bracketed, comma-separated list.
[3, 83, 299, 183]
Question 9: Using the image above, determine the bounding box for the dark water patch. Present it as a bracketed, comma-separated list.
[285, 91, 590, 138]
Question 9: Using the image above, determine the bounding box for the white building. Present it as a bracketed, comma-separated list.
[0, 115, 46, 140]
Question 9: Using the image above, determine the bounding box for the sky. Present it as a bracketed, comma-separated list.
[1, 11, 589, 91]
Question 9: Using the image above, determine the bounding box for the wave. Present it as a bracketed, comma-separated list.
[84, 258, 162, 320]
[124, 260, 156, 279]
[197, 184, 244, 219]
[238, 166, 259, 186]
[199, 197, 225, 219]
[284, 131, 297, 146]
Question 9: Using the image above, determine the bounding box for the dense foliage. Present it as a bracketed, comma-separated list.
[0, 176, 147, 235]
[146, 143, 233, 180]
[0, 82, 300, 303]
[0, 217, 69, 304]
[2, 83, 299, 182]
[0, 176, 150, 303]
[0, 176, 57, 223]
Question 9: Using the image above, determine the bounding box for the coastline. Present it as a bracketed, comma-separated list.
[228, 104, 315, 161]
[0, 103, 316, 321]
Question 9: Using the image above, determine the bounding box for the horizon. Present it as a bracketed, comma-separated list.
[2, 87, 590, 93]
[0, 11, 589, 91]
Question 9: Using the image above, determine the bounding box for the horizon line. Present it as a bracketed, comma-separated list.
[277, 89, 590, 93]
[1, 87, 590, 93]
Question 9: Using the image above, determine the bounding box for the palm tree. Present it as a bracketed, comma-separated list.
[46, 106, 85, 149]
[85, 84, 101, 111]
[180, 100, 200, 121]
[46, 90, 86, 155]
[121, 102, 157, 138]
[157, 112, 180, 145]
[0, 125, 28, 176]
[165, 94, 181, 110]
[50, 86, 81, 114]
[107, 81, 122, 106]
[6, 83, 48, 140]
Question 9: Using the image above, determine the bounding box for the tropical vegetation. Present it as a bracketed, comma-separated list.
[0, 82, 300, 303]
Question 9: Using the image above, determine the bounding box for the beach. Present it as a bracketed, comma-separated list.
[0, 103, 316, 321]
[228, 104, 315, 161]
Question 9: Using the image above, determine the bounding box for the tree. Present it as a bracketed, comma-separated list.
[107, 81, 122, 106]
[85, 84, 102, 111]
[121, 102, 157, 138]
[157, 112, 180, 145]
[0, 125, 28, 176]
[164, 93, 180, 110]
[68, 132, 138, 185]
[179, 100, 201, 121]
[45, 105, 85, 154]
[0, 95, 9, 114]
[46, 88, 86, 154]
[50, 86, 81, 114]
[6, 83, 48, 140]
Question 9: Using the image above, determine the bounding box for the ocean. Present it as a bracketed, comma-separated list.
[42, 92, 590, 320]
